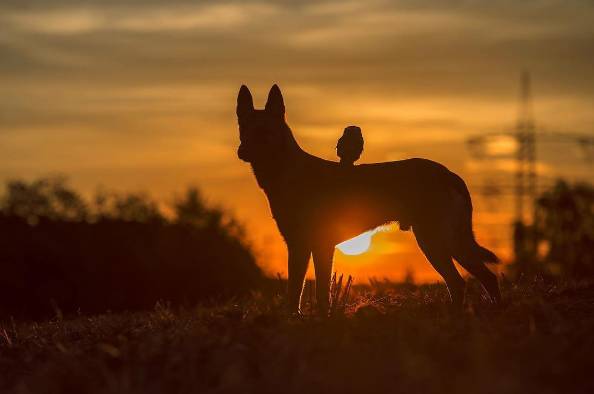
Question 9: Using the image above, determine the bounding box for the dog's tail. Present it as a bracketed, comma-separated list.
[472, 240, 500, 264]
[450, 171, 500, 264]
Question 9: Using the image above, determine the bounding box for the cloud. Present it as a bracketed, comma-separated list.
[2, 3, 278, 34]
[1, 0, 593, 96]
[1, 0, 592, 181]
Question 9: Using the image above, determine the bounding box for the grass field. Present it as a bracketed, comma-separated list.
[1, 277, 594, 394]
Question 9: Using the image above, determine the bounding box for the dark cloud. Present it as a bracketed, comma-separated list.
[1, 0, 592, 98]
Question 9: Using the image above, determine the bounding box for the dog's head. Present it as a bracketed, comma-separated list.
[236, 84, 286, 163]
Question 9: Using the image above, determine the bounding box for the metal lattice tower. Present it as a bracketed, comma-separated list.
[515, 71, 537, 225]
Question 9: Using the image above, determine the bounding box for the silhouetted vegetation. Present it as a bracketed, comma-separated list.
[510, 180, 593, 280]
[1, 279, 594, 394]
[0, 177, 263, 318]
[536, 181, 594, 277]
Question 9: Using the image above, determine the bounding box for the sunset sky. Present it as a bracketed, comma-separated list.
[1, 0, 593, 281]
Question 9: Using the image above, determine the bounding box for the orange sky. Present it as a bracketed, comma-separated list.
[1, 0, 593, 282]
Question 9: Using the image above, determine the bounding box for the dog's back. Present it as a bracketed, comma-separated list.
[278, 156, 463, 244]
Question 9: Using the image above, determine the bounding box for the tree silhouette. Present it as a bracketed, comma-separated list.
[2, 176, 88, 224]
[174, 187, 219, 228]
[0, 177, 262, 318]
[535, 180, 594, 278]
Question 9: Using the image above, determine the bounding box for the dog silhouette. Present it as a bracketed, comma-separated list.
[236, 84, 501, 315]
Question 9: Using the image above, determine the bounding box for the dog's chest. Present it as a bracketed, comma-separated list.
[265, 189, 307, 239]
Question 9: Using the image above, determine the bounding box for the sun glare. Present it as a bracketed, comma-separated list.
[336, 231, 375, 255]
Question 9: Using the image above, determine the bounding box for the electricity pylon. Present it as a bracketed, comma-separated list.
[515, 71, 537, 225]
[466, 71, 593, 260]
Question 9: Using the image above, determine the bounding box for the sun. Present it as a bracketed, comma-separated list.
[336, 231, 374, 255]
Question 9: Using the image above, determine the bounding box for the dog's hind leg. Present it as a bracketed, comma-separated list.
[454, 254, 501, 304]
[414, 226, 465, 307]
[287, 242, 311, 315]
[449, 173, 501, 304]
[312, 243, 334, 316]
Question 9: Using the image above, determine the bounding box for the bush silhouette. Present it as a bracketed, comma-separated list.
[0, 177, 262, 318]
[508, 180, 594, 279]
[536, 180, 594, 277]
[2, 176, 88, 223]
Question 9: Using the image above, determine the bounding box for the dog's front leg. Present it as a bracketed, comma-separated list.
[313, 244, 334, 317]
[287, 242, 310, 315]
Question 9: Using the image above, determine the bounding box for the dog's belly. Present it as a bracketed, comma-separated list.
[314, 195, 404, 244]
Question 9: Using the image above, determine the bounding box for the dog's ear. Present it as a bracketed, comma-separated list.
[237, 85, 254, 118]
[265, 84, 285, 118]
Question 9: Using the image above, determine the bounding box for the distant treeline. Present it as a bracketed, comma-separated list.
[0, 177, 263, 318]
[510, 180, 594, 279]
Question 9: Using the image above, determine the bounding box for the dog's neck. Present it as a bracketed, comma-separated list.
[250, 122, 306, 191]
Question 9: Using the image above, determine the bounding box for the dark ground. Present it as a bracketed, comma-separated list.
[1, 278, 594, 394]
